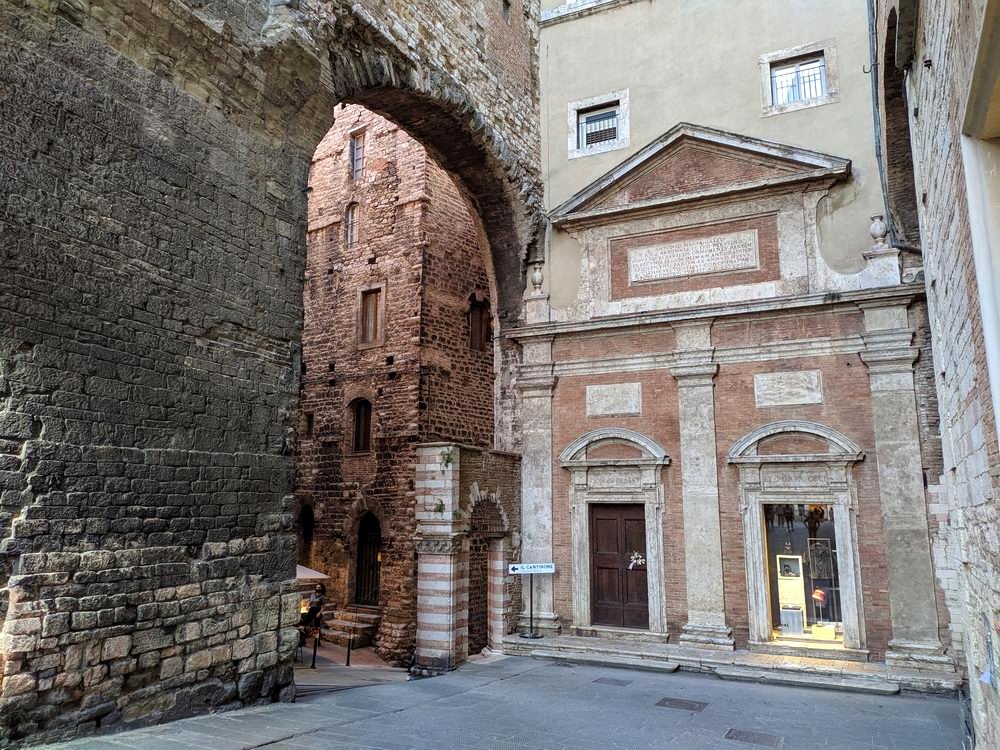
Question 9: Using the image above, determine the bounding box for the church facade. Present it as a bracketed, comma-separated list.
[509, 0, 962, 687]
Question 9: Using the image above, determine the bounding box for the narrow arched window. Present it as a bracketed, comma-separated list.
[346, 203, 359, 247]
[351, 398, 372, 453]
[470, 297, 492, 352]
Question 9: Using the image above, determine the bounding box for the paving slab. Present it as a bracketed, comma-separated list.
[37, 656, 962, 750]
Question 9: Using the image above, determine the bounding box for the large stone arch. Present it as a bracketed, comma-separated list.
[0, 0, 541, 742]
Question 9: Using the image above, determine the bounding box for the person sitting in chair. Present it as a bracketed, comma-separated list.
[299, 583, 326, 628]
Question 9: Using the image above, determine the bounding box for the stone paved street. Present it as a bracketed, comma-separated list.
[41, 656, 962, 750]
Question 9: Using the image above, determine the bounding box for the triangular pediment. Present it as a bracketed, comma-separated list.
[551, 124, 851, 224]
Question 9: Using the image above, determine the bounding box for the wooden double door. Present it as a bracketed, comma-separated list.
[590, 504, 649, 629]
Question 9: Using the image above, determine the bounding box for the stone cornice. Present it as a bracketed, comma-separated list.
[508, 284, 925, 341]
[540, 0, 643, 27]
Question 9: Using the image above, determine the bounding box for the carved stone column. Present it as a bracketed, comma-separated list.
[671, 323, 733, 649]
[859, 302, 953, 672]
[516, 336, 560, 633]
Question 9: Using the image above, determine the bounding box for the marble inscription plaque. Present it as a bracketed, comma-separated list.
[628, 229, 759, 282]
[588, 468, 642, 490]
[754, 370, 824, 407]
[761, 466, 829, 489]
[586, 383, 642, 416]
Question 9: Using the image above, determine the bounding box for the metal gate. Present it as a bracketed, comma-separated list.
[354, 512, 381, 606]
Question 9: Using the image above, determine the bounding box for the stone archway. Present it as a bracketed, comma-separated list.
[467, 483, 509, 656]
[0, 0, 542, 741]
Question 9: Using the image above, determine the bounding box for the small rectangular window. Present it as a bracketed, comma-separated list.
[346, 203, 359, 247]
[360, 288, 381, 344]
[770, 54, 827, 106]
[350, 132, 366, 180]
[470, 301, 491, 352]
[305, 412, 315, 439]
[577, 103, 619, 149]
[502, 0, 512, 23]
[352, 400, 372, 453]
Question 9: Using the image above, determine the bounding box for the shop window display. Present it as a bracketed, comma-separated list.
[762, 503, 842, 642]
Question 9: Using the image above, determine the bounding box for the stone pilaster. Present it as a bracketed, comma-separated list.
[516, 336, 561, 633]
[413, 444, 468, 673]
[671, 323, 733, 649]
[859, 302, 954, 672]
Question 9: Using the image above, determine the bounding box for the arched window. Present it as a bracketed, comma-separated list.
[345, 203, 359, 247]
[351, 398, 372, 453]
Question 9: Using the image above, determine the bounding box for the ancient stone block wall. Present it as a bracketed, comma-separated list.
[876, 0, 1000, 741]
[0, 0, 540, 742]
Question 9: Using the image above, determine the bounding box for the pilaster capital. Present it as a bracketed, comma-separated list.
[517, 365, 557, 397]
[414, 534, 466, 556]
[670, 358, 718, 386]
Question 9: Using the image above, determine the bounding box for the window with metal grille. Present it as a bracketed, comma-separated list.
[577, 103, 619, 149]
[470, 298, 491, 351]
[360, 288, 381, 344]
[770, 54, 827, 106]
[346, 203, 359, 247]
[351, 399, 372, 453]
[350, 131, 366, 180]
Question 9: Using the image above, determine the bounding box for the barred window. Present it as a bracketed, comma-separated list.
[350, 131, 366, 180]
[577, 103, 619, 149]
[770, 55, 827, 106]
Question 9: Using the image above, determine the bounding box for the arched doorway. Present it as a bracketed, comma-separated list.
[297, 505, 315, 567]
[355, 512, 382, 606]
[467, 484, 509, 656]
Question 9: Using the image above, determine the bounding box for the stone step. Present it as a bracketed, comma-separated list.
[323, 618, 377, 633]
[715, 665, 900, 695]
[320, 628, 373, 648]
[331, 609, 382, 625]
[531, 649, 680, 674]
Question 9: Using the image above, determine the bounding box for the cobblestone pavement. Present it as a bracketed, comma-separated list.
[41, 656, 962, 750]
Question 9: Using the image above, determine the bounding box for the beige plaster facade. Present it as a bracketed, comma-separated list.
[540, 0, 887, 311]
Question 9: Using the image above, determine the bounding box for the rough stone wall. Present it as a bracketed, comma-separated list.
[0, 0, 540, 742]
[876, 0, 1000, 742]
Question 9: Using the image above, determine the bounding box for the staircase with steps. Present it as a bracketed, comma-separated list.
[321, 606, 382, 648]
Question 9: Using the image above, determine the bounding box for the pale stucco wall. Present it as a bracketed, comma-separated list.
[540, 0, 881, 308]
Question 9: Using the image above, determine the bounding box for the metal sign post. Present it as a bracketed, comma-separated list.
[508, 563, 555, 640]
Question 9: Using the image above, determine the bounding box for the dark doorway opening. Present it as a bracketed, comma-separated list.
[590, 504, 649, 629]
[355, 512, 382, 605]
[298, 505, 315, 567]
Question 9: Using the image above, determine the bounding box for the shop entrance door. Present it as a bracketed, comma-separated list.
[590, 504, 648, 629]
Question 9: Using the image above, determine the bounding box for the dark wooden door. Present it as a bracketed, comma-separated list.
[355, 513, 381, 606]
[590, 504, 649, 629]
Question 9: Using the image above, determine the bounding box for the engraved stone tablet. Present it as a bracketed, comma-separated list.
[586, 383, 642, 416]
[588, 468, 642, 490]
[628, 229, 759, 282]
[754, 370, 823, 407]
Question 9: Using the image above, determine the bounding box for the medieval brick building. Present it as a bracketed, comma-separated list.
[295, 105, 521, 667]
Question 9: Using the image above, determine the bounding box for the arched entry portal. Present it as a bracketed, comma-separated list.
[355, 512, 382, 606]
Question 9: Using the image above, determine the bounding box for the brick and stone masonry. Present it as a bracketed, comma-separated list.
[875, 0, 1000, 743]
[0, 0, 541, 743]
[295, 105, 519, 666]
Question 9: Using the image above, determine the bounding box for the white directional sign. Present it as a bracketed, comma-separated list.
[508, 563, 555, 575]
